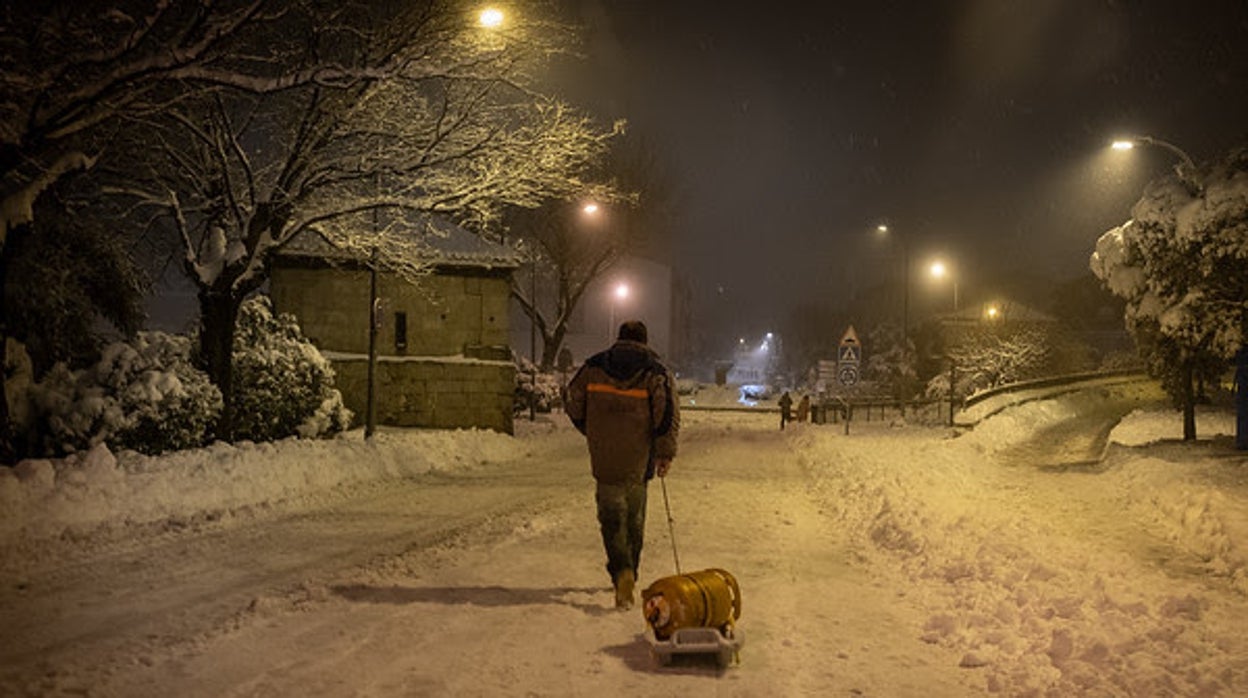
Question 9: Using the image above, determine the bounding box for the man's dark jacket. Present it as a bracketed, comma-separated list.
[565, 340, 680, 484]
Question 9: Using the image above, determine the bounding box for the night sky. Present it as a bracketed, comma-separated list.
[555, 0, 1248, 349]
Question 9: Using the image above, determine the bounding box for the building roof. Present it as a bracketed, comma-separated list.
[277, 215, 522, 270]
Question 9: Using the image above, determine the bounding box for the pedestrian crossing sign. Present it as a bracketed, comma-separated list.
[838, 325, 861, 364]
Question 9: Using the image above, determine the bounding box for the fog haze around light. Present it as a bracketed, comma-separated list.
[553, 0, 1248, 357]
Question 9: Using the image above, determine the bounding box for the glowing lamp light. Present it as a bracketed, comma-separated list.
[985, 306, 1000, 320]
[930, 261, 947, 278]
[1111, 140, 1135, 151]
[478, 7, 504, 28]
[582, 202, 600, 215]
[614, 283, 630, 300]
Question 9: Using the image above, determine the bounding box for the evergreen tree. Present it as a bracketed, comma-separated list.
[1091, 145, 1248, 439]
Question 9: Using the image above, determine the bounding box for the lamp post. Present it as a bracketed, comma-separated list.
[609, 282, 629, 342]
[929, 260, 958, 312]
[875, 224, 910, 342]
[528, 243, 538, 421]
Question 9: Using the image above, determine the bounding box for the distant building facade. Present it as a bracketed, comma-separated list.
[271, 219, 521, 434]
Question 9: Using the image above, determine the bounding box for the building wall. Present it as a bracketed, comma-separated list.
[328, 356, 514, 434]
[271, 260, 516, 434]
[271, 264, 511, 355]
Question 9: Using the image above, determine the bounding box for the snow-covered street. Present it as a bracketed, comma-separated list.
[2, 381, 1246, 697]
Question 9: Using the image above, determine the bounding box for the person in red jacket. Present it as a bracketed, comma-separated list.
[565, 320, 681, 610]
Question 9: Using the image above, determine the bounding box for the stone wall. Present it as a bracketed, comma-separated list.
[270, 259, 517, 434]
[270, 264, 511, 355]
[330, 356, 515, 434]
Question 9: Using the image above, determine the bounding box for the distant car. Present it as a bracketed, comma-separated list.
[738, 384, 772, 401]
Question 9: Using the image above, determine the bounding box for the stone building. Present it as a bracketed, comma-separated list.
[270, 218, 521, 434]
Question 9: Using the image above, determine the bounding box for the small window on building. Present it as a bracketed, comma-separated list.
[395, 312, 407, 353]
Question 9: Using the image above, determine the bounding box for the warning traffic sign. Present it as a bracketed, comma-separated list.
[837, 325, 861, 386]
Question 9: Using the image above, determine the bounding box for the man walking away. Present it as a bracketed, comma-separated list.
[565, 320, 681, 610]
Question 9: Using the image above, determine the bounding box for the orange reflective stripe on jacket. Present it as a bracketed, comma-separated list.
[587, 383, 649, 400]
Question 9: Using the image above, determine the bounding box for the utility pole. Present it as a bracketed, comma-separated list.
[529, 247, 538, 421]
[366, 246, 379, 438]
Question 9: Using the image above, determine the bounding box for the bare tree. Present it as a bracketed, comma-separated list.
[507, 133, 677, 370]
[101, 15, 617, 436]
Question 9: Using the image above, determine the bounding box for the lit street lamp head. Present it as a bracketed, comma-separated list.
[478, 7, 504, 28]
[1109, 135, 1198, 175]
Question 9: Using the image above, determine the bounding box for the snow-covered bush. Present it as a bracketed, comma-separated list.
[27, 332, 222, 456]
[863, 323, 918, 402]
[514, 357, 562, 413]
[230, 296, 352, 441]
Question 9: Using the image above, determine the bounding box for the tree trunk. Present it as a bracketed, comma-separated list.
[0, 333, 12, 465]
[0, 232, 16, 464]
[1237, 347, 1248, 451]
[540, 323, 569, 372]
[1181, 360, 1197, 441]
[198, 289, 242, 442]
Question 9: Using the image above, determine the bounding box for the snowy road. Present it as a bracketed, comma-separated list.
[3, 382, 1247, 696]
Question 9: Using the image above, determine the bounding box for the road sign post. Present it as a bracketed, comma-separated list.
[837, 325, 861, 388]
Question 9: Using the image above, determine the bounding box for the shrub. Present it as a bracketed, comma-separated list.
[27, 332, 222, 456]
[514, 357, 562, 414]
[230, 296, 352, 441]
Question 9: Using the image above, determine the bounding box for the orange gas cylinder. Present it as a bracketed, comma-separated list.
[641, 568, 741, 640]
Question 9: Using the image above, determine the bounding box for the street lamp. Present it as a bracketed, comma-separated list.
[875, 223, 910, 341]
[478, 7, 504, 28]
[609, 282, 630, 341]
[1111, 135, 1200, 194]
[929, 260, 959, 312]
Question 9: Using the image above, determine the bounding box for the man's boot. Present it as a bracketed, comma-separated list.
[614, 569, 636, 610]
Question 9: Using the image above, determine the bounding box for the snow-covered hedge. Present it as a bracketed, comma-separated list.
[28, 332, 223, 456]
[23, 296, 352, 456]
[230, 296, 352, 441]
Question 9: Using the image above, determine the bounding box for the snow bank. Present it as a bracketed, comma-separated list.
[793, 394, 1246, 696]
[0, 425, 554, 545]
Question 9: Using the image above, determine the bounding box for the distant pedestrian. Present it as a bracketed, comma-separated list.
[565, 320, 681, 610]
[796, 394, 810, 423]
[778, 390, 793, 430]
